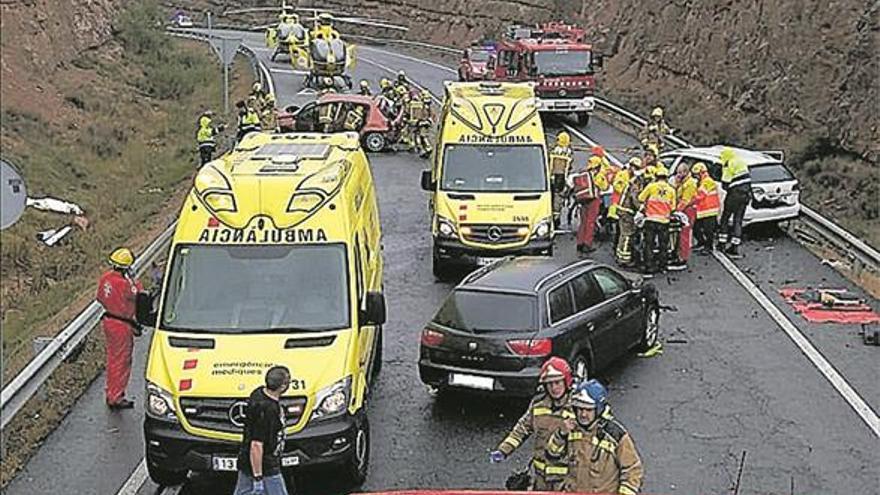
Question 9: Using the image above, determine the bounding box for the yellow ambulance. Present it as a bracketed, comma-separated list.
[420, 81, 553, 277]
[143, 132, 384, 486]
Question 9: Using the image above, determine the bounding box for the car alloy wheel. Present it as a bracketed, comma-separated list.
[644, 307, 660, 348]
[363, 132, 386, 153]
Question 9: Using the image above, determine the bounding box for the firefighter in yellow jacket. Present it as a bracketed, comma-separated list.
[549, 132, 573, 228]
[545, 379, 643, 494]
[490, 357, 575, 491]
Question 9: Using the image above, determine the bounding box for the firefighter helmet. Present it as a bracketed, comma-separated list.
[645, 143, 660, 157]
[691, 162, 708, 175]
[397, 70, 407, 82]
[627, 157, 642, 169]
[317, 13, 333, 26]
[379, 78, 392, 90]
[591, 145, 605, 157]
[654, 164, 670, 177]
[587, 156, 603, 169]
[556, 132, 571, 148]
[360, 80, 370, 90]
[539, 357, 573, 388]
[109, 247, 134, 269]
[571, 379, 608, 412]
[651, 106, 663, 119]
[395, 85, 408, 96]
[252, 82, 262, 94]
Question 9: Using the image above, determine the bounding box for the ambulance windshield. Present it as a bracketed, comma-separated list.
[441, 144, 547, 193]
[161, 243, 350, 332]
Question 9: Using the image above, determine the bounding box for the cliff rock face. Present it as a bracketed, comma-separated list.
[0, 0, 122, 120]
[329, 0, 878, 164]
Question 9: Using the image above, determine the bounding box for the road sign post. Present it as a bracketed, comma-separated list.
[208, 37, 242, 114]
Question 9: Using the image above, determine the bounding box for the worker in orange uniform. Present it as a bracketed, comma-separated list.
[692, 162, 721, 253]
[637, 165, 676, 275]
[569, 156, 608, 254]
[670, 163, 698, 270]
[96, 248, 144, 409]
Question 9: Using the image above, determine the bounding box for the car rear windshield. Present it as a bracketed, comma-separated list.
[160, 243, 350, 333]
[469, 50, 491, 62]
[750, 162, 795, 183]
[442, 144, 547, 193]
[433, 290, 536, 333]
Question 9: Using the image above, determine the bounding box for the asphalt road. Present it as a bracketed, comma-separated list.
[5, 31, 878, 495]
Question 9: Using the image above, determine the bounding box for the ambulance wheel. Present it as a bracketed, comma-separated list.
[576, 112, 590, 126]
[342, 414, 370, 487]
[363, 132, 386, 153]
[147, 460, 187, 487]
[637, 305, 661, 352]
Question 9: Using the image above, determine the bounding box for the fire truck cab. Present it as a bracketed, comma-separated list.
[488, 23, 602, 126]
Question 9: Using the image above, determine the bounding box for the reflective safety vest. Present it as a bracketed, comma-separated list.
[695, 175, 721, 218]
[407, 99, 428, 122]
[549, 145, 573, 176]
[638, 180, 676, 224]
[591, 167, 609, 192]
[676, 176, 698, 211]
[721, 156, 751, 190]
[608, 169, 631, 219]
[343, 108, 365, 131]
[239, 110, 262, 134]
[197, 117, 215, 148]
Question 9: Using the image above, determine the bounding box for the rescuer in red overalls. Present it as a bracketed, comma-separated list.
[96, 247, 143, 409]
[569, 156, 607, 254]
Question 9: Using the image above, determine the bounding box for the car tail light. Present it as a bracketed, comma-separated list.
[507, 338, 552, 356]
[421, 328, 445, 347]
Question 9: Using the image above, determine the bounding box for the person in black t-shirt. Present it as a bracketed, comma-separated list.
[234, 366, 292, 495]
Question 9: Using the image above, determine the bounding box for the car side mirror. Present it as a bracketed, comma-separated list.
[285, 105, 300, 113]
[420, 170, 435, 191]
[630, 277, 643, 290]
[136, 290, 159, 327]
[593, 55, 604, 68]
[361, 292, 386, 326]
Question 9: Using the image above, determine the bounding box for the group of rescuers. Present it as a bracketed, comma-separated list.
[196, 71, 434, 166]
[552, 106, 752, 274]
[201, 90, 747, 271]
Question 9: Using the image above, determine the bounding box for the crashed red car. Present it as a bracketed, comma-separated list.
[276, 93, 395, 152]
[458, 44, 496, 81]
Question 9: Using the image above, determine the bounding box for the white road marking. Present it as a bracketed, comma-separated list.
[116, 459, 147, 495]
[713, 251, 880, 437]
[562, 123, 880, 438]
[270, 67, 309, 75]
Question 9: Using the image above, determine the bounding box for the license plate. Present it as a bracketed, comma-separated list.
[475, 257, 495, 266]
[449, 373, 494, 390]
[212, 456, 238, 472]
[281, 455, 301, 467]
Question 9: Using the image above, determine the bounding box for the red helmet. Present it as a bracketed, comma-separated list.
[539, 357, 573, 388]
[591, 146, 605, 157]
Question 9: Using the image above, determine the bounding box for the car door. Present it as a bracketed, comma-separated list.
[545, 282, 578, 358]
[590, 267, 641, 353]
[568, 272, 616, 369]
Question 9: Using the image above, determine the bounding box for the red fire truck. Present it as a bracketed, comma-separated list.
[487, 23, 602, 125]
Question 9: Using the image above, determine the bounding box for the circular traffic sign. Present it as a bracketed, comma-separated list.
[1, 158, 28, 230]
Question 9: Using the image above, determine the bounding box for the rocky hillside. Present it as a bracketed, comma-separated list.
[301, 0, 878, 243]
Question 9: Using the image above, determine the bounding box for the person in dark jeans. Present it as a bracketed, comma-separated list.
[234, 366, 292, 495]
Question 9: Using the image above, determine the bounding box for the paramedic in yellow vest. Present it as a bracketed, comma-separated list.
[637, 165, 676, 275]
[549, 132, 573, 227]
[692, 162, 721, 253]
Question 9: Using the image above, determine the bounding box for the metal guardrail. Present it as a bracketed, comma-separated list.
[343, 33, 880, 278]
[0, 30, 272, 432]
[0, 226, 174, 430]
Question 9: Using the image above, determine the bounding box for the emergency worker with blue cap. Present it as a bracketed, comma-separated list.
[545, 379, 643, 494]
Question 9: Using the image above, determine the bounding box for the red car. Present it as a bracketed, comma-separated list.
[277, 93, 395, 152]
[458, 45, 496, 81]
